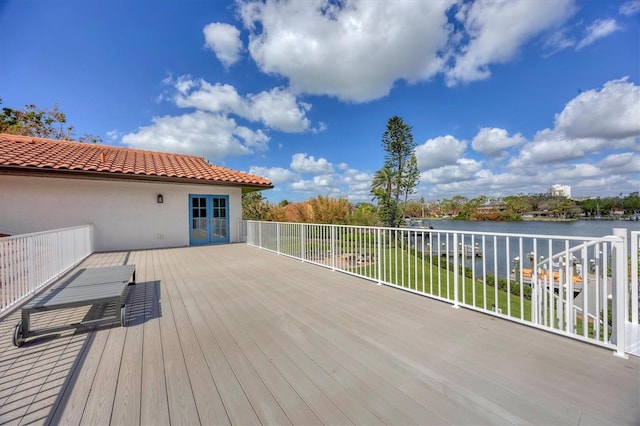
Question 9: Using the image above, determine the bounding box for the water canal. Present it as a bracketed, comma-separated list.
[410, 219, 640, 279]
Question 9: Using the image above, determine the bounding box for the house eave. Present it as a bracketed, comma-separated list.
[0, 166, 274, 190]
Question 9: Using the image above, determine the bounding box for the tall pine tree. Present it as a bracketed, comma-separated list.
[371, 116, 419, 227]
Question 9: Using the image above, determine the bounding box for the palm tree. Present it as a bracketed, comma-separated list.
[370, 166, 395, 201]
[371, 166, 401, 227]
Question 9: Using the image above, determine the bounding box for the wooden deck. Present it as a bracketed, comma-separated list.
[0, 244, 638, 425]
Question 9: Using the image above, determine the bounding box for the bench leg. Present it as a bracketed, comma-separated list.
[21, 310, 30, 338]
[13, 322, 25, 347]
[120, 305, 126, 327]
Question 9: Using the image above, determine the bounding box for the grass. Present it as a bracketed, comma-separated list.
[352, 244, 533, 322]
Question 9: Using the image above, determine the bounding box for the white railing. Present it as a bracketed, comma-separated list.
[247, 221, 632, 356]
[0, 225, 94, 313]
[631, 230, 639, 326]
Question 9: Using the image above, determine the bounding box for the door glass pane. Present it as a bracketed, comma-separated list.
[192, 197, 206, 219]
[213, 218, 227, 238]
[192, 218, 207, 240]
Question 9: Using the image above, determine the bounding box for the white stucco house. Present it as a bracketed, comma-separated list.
[0, 134, 273, 251]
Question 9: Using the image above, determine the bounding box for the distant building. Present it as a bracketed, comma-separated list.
[549, 184, 571, 198]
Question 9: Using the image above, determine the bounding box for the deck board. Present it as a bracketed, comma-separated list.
[110, 249, 145, 425]
[138, 249, 171, 426]
[0, 244, 638, 425]
[160, 249, 233, 425]
[153, 249, 201, 426]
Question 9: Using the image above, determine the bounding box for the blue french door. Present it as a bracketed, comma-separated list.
[189, 195, 229, 245]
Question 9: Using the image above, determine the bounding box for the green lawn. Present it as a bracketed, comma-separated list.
[351, 245, 533, 321]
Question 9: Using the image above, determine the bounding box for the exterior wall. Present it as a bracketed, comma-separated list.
[0, 174, 243, 252]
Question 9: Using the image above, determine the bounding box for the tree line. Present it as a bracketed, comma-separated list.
[243, 191, 640, 226]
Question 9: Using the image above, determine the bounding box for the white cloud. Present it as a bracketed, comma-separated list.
[551, 163, 606, 180]
[512, 129, 621, 165]
[575, 175, 640, 195]
[248, 166, 296, 184]
[543, 28, 575, 56]
[471, 127, 526, 156]
[248, 89, 313, 132]
[421, 168, 538, 199]
[251, 156, 373, 202]
[122, 111, 267, 160]
[234, 126, 270, 149]
[543, 17, 621, 56]
[290, 153, 334, 174]
[106, 130, 121, 142]
[342, 169, 373, 199]
[343, 168, 371, 184]
[203, 23, 243, 67]
[415, 135, 467, 170]
[230, 0, 578, 99]
[170, 76, 314, 132]
[620, 0, 640, 16]
[420, 158, 482, 184]
[575, 18, 621, 51]
[446, 0, 575, 85]
[125, 74, 320, 162]
[508, 77, 640, 166]
[597, 152, 640, 174]
[173, 75, 196, 95]
[554, 77, 640, 140]
[238, 0, 453, 102]
[291, 174, 339, 192]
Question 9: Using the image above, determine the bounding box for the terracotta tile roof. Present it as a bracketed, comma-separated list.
[0, 134, 273, 188]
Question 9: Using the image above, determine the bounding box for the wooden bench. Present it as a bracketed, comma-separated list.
[12, 265, 136, 347]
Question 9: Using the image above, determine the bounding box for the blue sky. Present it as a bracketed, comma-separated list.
[1, 0, 639, 203]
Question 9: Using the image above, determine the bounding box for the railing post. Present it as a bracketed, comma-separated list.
[276, 223, 281, 254]
[631, 231, 639, 324]
[300, 223, 306, 261]
[0, 239, 6, 310]
[331, 225, 336, 271]
[452, 232, 459, 309]
[28, 236, 35, 294]
[377, 228, 382, 285]
[610, 229, 628, 358]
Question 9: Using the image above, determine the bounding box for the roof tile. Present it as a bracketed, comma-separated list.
[0, 134, 273, 187]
